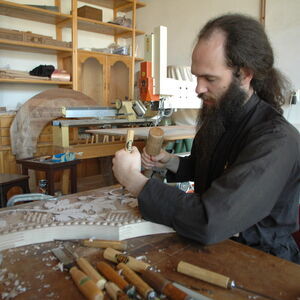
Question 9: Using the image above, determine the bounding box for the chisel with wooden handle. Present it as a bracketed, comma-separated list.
[96, 261, 136, 298]
[55, 239, 128, 251]
[52, 248, 104, 300]
[64, 244, 107, 290]
[70, 266, 104, 300]
[141, 269, 193, 300]
[103, 247, 151, 272]
[177, 261, 280, 300]
[117, 263, 157, 300]
[125, 129, 135, 152]
[104, 281, 129, 300]
[81, 239, 128, 251]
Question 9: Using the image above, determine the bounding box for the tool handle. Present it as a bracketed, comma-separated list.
[141, 269, 190, 300]
[177, 261, 230, 289]
[103, 247, 150, 272]
[82, 239, 128, 251]
[76, 257, 106, 290]
[105, 281, 129, 300]
[117, 263, 155, 299]
[96, 261, 130, 291]
[70, 266, 104, 300]
[125, 129, 135, 152]
[145, 127, 164, 156]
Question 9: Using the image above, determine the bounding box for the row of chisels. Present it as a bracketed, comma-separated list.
[52, 240, 276, 300]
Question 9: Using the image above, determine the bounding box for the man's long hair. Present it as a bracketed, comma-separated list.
[198, 14, 290, 114]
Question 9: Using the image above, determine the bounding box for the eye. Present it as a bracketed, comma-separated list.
[206, 76, 216, 82]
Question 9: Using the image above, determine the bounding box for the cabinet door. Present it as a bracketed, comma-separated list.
[107, 56, 132, 106]
[78, 53, 106, 106]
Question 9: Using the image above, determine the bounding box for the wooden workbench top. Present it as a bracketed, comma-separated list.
[1, 234, 299, 299]
[0, 186, 299, 299]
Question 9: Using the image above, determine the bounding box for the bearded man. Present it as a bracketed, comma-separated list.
[112, 14, 300, 263]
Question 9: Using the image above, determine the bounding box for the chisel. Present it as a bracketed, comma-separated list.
[104, 281, 129, 300]
[141, 269, 193, 300]
[122, 129, 135, 196]
[64, 244, 107, 290]
[55, 239, 128, 251]
[117, 263, 157, 300]
[52, 248, 104, 300]
[103, 247, 151, 272]
[96, 261, 136, 298]
[177, 261, 280, 300]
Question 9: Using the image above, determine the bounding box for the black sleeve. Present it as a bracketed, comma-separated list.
[138, 123, 299, 244]
[166, 141, 197, 182]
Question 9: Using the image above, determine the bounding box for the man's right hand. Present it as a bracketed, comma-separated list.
[141, 148, 172, 169]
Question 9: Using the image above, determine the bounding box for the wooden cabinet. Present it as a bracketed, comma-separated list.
[0, 0, 145, 99]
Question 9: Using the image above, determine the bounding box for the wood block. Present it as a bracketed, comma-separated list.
[77, 5, 103, 21]
[0, 115, 14, 128]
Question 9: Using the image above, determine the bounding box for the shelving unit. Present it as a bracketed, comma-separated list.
[0, 0, 145, 92]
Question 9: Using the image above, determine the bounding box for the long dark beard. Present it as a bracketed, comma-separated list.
[196, 78, 248, 157]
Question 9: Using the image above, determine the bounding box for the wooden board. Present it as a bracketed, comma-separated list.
[86, 125, 196, 141]
[0, 185, 174, 252]
[10, 88, 98, 159]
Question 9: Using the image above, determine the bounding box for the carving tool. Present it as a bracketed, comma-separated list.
[104, 281, 129, 300]
[55, 239, 128, 251]
[64, 243, 107, 290]
[117, 263, 157, 300]
[141, 269, 194, 300]
[144, 127, 164, 178]
[125, 129, 135, 152]
[177, 261, 280, 300]
[103, 247, 151, 272]
[52, 248, 104, 300]
[96, 261, 136, 298]
[122, 129, 135, 196]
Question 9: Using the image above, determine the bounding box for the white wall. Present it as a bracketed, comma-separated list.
[1, 0, 299, 125]
[136, 0, 260, 66]
[265, 0, 300, 124]
[135, 0, 299, 125]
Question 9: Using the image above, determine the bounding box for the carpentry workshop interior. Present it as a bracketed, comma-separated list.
[0, 0, 300, 299]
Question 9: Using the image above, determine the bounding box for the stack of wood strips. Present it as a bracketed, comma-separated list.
[0, 69, 49, 80]
[0, 27, 72, 48]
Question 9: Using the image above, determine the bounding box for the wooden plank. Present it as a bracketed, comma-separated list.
[0, 78, 72, 85]
[0, 0, 72, 25]
[79, 0, 146, 12]
[0, 38, 72, 54]
[86, 125, 196, 141]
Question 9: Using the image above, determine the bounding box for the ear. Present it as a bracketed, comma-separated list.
[239, 67, 254, 88]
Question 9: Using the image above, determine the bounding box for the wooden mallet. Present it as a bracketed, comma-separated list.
[144, 127, 164, 178]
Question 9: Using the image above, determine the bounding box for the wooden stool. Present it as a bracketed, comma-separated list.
[0, 174, 30, 207]
[17, 157, 81, 196]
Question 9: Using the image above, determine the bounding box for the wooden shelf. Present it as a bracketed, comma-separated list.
[78, 49, 143, 61]
[0, 38, 73, 54]
[0, 78, 73, 85]
[79, 0, 146, 12]
[0, 0, 72, 25]
[66, 17, 144, 38]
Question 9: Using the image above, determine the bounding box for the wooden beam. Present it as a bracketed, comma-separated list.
[72, 0, 78, 90]
[260, 0, 266, 26]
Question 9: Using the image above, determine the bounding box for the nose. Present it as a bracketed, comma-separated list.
[195, 77, 208, 95]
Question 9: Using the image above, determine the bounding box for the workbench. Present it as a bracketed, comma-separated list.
[0, 186, 299, 300]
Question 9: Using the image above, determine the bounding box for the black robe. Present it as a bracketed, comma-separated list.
[138, 94, 300, 263]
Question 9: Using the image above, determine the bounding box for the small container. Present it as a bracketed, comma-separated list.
[39, 179, 48, 194]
